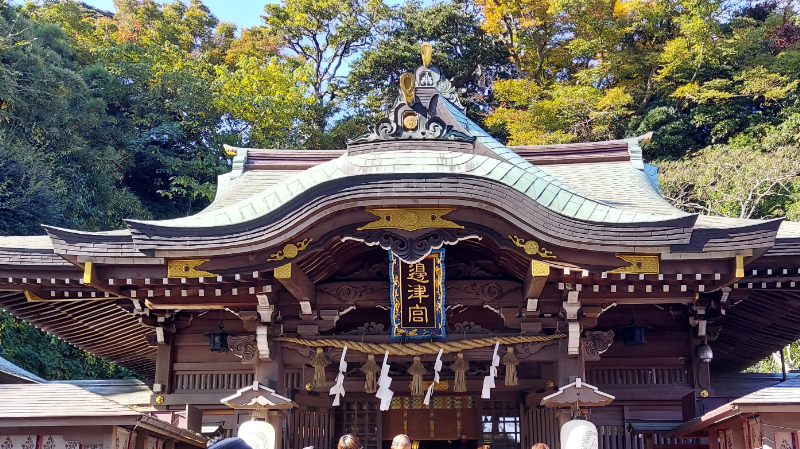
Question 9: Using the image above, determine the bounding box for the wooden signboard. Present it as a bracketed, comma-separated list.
[390, 249, 445, 339]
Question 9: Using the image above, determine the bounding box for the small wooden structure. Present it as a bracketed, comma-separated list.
[0, 383, 206, 448]
[670, 376, 800, 448]
[0, 46, 799, 448]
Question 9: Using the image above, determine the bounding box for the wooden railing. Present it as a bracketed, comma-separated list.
[172, 371, 254, 391]
[586, 367, 691, 386]
[598, 425, 706, 449]
[599, 425, 645, 449]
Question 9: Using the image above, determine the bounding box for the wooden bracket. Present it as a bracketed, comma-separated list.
[256, 285, 276, 323]
[274, 262, 314, 315]
[524, 260, 550, 312]
[257, 325, 272, 361]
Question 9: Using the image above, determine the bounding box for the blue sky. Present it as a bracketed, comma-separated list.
[80, 0, 268, 29]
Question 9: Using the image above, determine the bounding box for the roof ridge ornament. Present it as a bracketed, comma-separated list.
[421, 42, 433, 67]
[346, 45, 470, 147]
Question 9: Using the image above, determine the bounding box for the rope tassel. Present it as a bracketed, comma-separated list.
[361, 353, 379, 393]
[501, 346, 519, 386]
[408, 356, 426, 396]
[452, 352, 469, 393]
[310, 347, 329, 387]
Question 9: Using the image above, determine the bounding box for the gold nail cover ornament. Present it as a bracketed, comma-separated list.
[420, 42, 433, 67]
[399, 72, 415, 105]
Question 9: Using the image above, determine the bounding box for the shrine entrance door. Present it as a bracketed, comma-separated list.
[381, 396, 480, 449]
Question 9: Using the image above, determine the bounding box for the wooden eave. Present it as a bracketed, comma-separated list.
[0, 292, 156, 377]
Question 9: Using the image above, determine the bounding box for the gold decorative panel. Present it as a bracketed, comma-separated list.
[167, 259, 216, 278]
[267, 238, 313, 262]
[608, 254, 659, 274]
[358, 208, 464, 232]
[532, 260, 551, 276]
[274, 262, 293, 279]
[409, 380, 449, 391]
[508, 235, 556, 259]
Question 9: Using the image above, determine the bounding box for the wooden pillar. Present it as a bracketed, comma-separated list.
[557, 339, 581, 387]
[134, 429, 150, 449]
[154, 337, 174, 395]
[732, 421, 747, 449]
[163, 440, 175, 449]
[644, 435, 654, 449]
[253, 341, 286, 449]
[708, 429, 720, 449]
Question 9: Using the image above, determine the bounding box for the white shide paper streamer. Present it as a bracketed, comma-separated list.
[375, 350, 394, 410]
[481, 341, 500, 399]
[330, 346, 348, 406]
[423, 348, 444, 405]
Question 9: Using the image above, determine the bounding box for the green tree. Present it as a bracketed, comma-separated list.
[215, 56, 312, 147]
[0, 310, 135, 380]
[348, 0, 511, 117]
[262, 0, 391, 134]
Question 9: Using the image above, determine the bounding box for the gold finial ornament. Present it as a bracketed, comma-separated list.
[155, 395, 165, 404]
[420, 42, 433, 67]
[400, 72, 415, 105]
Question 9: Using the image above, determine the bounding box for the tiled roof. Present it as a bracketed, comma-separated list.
[0, 383, 141, 420]
[0, 356, 46, 383]
[129, 148, 688, 229]
[53, 379, 154, 407]
[733, 375, 800, 404]
[0, 383, 207, 445]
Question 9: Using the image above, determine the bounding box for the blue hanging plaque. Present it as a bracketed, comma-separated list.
[389, 248, 446, 339]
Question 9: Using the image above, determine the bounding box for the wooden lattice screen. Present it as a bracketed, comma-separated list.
[334, 400, 381, 449]
[522, 407, 560, 449]
[291, 406, 333, 449]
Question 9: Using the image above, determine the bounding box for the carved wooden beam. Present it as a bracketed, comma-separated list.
[524, 260, 550, 312]
[274, 262, 314, 315]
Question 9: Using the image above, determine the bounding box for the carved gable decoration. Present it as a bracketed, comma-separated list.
[581, 331, 614, 362]
[347, 65, 472, 148]
[228, 335, 257, 364]
[220, 381, 296, 410]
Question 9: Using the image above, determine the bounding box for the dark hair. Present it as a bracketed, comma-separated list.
[338, 434, 362, 449]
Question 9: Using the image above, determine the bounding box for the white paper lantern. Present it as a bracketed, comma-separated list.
[561, 417, 598, 449]
[239, 420, 276, 449]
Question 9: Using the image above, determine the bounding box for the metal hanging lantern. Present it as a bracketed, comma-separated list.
[205, 311, 234, 352]
[620, 308, 649, 347]
[697, 339, 713, 363]
[620, 322, 647, 347]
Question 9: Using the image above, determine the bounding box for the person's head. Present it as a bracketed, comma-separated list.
[392, 434, 412, 449]
[532, 443, 550, 449]
[338, 434, 361, 449]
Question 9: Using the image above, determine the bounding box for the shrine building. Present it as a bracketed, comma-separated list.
[2, 47, 800, 449]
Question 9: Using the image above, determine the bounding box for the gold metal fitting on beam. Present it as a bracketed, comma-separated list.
[508, 235, 556, 259]
[267, 238, 313, 262]
[358, 208, 464, 232]
[608, 254, 659, 274]
[167, 259, 216, 278]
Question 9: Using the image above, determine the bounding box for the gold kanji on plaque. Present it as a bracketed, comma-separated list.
[407, 263, 429, 283]
[390, 249, 445, 339]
